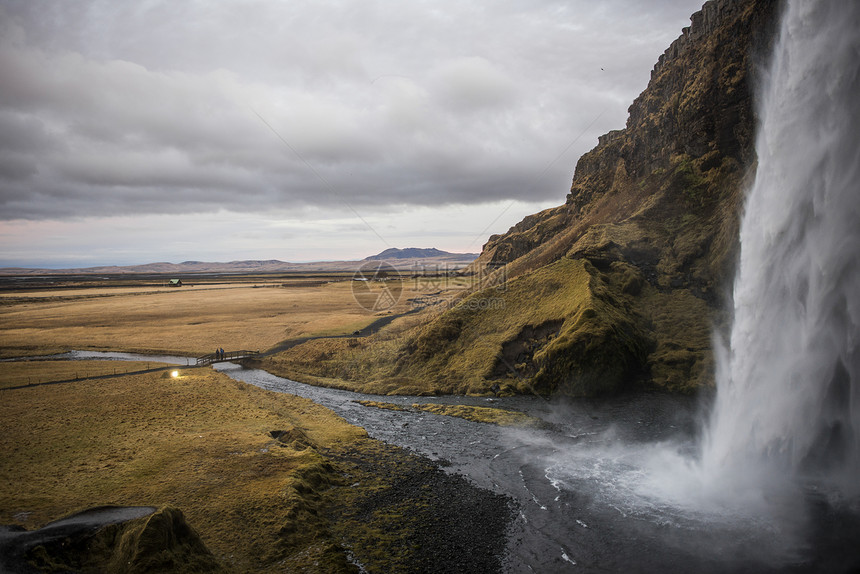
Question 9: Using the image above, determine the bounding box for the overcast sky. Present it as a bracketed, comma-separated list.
[0, 0, 705, 268]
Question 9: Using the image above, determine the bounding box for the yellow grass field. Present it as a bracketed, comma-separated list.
[0, 277, 426, 358]
[0, 275, 510, 571]
[0, 360, 167, 389]
[0, 361, 367, 572]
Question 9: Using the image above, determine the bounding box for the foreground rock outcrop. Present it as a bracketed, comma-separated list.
[0, 506, 221, 573]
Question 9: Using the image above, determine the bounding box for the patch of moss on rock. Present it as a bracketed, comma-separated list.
[21, 506, 221, 574]
[355, 400, 546, 428]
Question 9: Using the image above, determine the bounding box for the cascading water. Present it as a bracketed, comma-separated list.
[701, 0, 860, 502]
[534, 0, 860, 567]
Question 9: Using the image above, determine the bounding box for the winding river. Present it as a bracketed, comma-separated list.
[214, 363, 706, 573]
[30, 350, 856, 572]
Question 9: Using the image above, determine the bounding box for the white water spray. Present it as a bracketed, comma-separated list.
[702, 0, 860, 499]
[516, 2, 859, 567]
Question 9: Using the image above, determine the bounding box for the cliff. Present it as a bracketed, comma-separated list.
[266, 0, 782, 396]
[481, 0, 778, 278]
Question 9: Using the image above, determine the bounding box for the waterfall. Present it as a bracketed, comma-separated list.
[502, 4, 859, 566]
[702, 0, 860, 498]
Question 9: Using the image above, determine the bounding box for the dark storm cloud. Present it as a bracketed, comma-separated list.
[0, 0, 705, 221]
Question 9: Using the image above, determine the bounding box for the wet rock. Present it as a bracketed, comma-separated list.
[326, 441, 513, 573]
[1, 505, 221, 573]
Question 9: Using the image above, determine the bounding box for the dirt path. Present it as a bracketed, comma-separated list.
[261, 306, 422, 356]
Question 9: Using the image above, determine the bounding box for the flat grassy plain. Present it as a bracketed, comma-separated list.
[0, 361, 366, 572]
[0, 274, 422, 358]
[0, 273, 511, 572]
[0, 360, 166, 389]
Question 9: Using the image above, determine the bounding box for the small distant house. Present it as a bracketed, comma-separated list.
[168, 279, 183, 287]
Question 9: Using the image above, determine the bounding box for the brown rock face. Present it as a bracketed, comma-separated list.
[458, 0, 782, 393]
[482, 0, 780, 275]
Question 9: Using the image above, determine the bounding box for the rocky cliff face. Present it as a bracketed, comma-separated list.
[271, 0, 782, 396]
[415, 0, 782, 395]
[483, 0, 778, 275]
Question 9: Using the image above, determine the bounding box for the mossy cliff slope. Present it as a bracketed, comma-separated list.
[416, 0, 779, 395]
[466, 0, 781, 394]
[267, 0, 780, 396]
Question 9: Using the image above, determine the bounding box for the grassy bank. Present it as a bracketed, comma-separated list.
[0, 361, 512, 572]
[0, 360, 170, 389]
[0, 361, 365, 571]
[263, 257, 650, 396]
[356, 400, 546, 428]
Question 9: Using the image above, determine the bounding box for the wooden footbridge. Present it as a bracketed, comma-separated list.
[196, 350, 260, 366]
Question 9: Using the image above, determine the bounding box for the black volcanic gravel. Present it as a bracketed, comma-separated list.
[325, 441, 514, 574]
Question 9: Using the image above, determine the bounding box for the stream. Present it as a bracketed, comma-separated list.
[215, 363, 706, 573]
[20, 352, 860, 572]
[215, 364, 860, 573]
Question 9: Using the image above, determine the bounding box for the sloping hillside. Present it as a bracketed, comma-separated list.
[265, 0, 781, 396]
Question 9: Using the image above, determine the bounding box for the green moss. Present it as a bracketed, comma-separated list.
[634, 288, 715, 391]
[410, 404, 546, 428]
[109, 507, 221, 573]
[25, 507, 223, 574]
[671, 154, 708, 206]
[356, 400, 545, 428]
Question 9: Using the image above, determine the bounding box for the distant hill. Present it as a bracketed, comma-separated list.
[0, 260, 308, 275]
[364, 248, 478, 261]
[0, 249, 478, 276]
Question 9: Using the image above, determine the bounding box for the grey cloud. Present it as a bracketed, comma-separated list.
[0, 0, 705, 221]
[0, 112, 55, 153]
[0, 155, 37, 182]
[428, 57, 520, 112]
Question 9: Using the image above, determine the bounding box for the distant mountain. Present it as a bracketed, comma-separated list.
[364, 248, 478, 261]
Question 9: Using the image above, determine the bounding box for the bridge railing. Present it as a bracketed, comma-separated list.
[196, 350, 260, 366]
